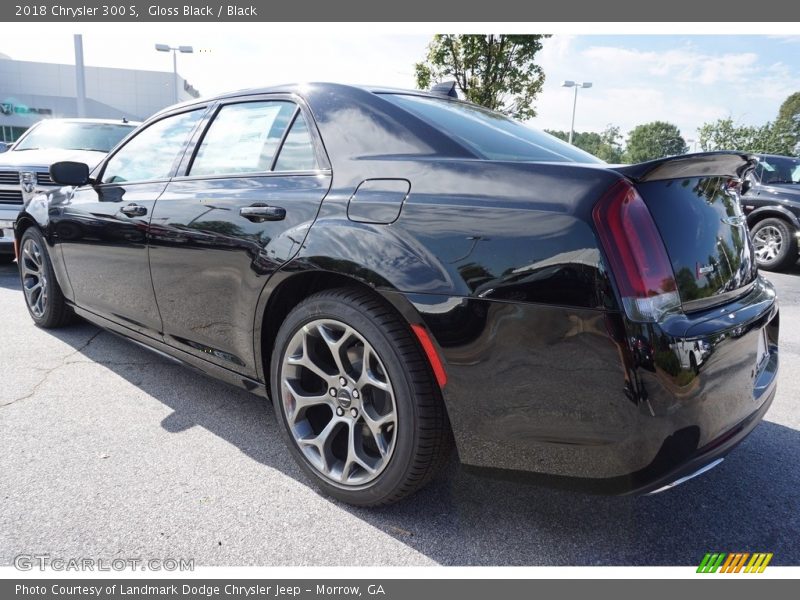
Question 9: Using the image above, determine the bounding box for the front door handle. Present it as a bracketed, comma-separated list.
[120, 203, 147, 217]
[240, 204, 286, 222]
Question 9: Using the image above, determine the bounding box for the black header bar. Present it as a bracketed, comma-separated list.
[2, 0, 800, 22]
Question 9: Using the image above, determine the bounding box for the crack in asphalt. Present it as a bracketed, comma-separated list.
[1, 329, 104, 408]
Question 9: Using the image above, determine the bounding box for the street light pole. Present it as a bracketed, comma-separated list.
[569, 86, 578, 145]
[561, 80, 593, 145]
[155, 43, 194, 105]
[172, 50, 178, 104]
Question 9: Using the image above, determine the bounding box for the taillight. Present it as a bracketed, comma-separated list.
[593, 180, 680, 323]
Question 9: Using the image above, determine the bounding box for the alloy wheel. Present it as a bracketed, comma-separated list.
[753, 225, 783, 263]
[280, 318, 398, 486]
[20, 237, 48, 318]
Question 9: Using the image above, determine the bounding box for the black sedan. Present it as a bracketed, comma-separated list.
[14, 83, 779, 506]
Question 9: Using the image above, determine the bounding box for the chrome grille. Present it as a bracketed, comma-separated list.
[36, 171, 55, 186]
[0, 189, 23, 204]
[0, 171, 19, 185]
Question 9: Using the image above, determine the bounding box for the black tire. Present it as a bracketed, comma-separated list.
[751, 218, 798, 272]
[0, 254, 14, 264]
[18, 227, 73, 328]
[270, 287, 453, 506]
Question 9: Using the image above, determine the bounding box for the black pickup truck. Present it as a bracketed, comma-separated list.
[741, 154, 800, 271]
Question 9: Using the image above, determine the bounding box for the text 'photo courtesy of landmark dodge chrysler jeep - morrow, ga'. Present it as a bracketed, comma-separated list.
[14, 83, 779, 506]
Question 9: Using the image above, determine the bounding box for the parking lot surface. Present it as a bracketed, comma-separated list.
[1, 260, 799, 566]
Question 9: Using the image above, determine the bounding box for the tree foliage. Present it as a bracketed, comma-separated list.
[545, 125, 624, 163]
[698, 91, 800, 156]
[697, 117, 798, 156]
[778, 92, 800, 123]
[624, 121, 687, 163]
[415, 34, 550, 120]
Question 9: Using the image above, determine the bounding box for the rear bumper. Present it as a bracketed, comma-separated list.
[401, 275, 779, 495]
[463, 377, 775, 495]
[639, 376, 776, 494]
[464, 376, 776, 496]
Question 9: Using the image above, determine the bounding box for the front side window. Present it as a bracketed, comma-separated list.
[189, 101, 296, 176]
[381, 93, 603, 164]
[103, 110, 203, 184]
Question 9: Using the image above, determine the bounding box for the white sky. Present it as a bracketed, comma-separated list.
[2, 25, 798, 142]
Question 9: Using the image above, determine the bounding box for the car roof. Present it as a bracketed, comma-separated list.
[153, 82, 471, 117]
[213, 82, 456, 101]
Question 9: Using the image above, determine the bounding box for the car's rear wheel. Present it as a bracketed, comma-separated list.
[270, 287, 452, 506]
[19, 227, 73, 328]
[752, 218, 798, 272]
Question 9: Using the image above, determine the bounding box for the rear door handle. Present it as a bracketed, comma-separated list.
[120, 203, 147, 217]
[239, 204, 286, 222]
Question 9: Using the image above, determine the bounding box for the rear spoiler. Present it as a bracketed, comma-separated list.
[611, 151, 756, 183]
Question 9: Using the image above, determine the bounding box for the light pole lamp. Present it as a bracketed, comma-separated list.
[561, 80, 592, 145]
[155, 43, 194, 104]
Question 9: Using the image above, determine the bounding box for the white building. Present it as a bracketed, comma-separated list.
[0, 53, 200, 142]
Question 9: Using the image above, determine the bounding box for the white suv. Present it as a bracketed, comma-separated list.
[0, 118, 138, 262]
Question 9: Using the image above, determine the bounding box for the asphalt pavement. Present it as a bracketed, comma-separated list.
[1, 259, 798, 566]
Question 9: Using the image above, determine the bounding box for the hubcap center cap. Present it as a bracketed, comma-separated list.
[336, 388, 352, 409]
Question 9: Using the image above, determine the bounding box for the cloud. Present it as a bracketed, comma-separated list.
[581, 46, 760, 86]
[533, 36, 796, 139]
[768, 35, 800, 44]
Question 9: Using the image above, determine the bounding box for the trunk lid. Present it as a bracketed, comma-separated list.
[614, 153, 759, 311]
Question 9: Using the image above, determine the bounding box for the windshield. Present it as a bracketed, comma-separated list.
[15, 121, 136, 153]
[380, 93, 603, 164]
[754, 155, 800, 185]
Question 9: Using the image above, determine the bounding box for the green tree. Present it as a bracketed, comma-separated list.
[546, 125, 624, 162]
[697, 117, 798, 155]
[778, 92, 800, 123]
[776, 92, 800, 156]
[697, 117, 760, 152]
[415, 34, 550, 120]
[625, 121, 687, 163]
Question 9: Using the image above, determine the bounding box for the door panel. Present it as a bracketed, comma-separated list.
[148, 173, 331, 375]
[56, 182, 166, 336]
[55, 107, 206, 338]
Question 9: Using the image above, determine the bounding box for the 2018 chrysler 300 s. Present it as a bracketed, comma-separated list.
[14, 83, 778, 506]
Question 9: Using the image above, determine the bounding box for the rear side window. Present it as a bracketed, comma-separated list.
[190, 101, 296, 176]
[103, 110, 203, 183]
[381, 93, 602, 164]
[273, 113, 318, 171]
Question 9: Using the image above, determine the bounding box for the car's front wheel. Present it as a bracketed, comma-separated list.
[18, 227, 73, 328]
[270, 287, 452, 506]
[751, 217, 799, 272]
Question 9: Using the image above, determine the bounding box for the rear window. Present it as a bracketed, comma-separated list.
[380, 93, 602, 164]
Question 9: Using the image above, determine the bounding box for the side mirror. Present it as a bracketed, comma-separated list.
[50, 161, 90, 186]
[0, 142, 9, 153]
